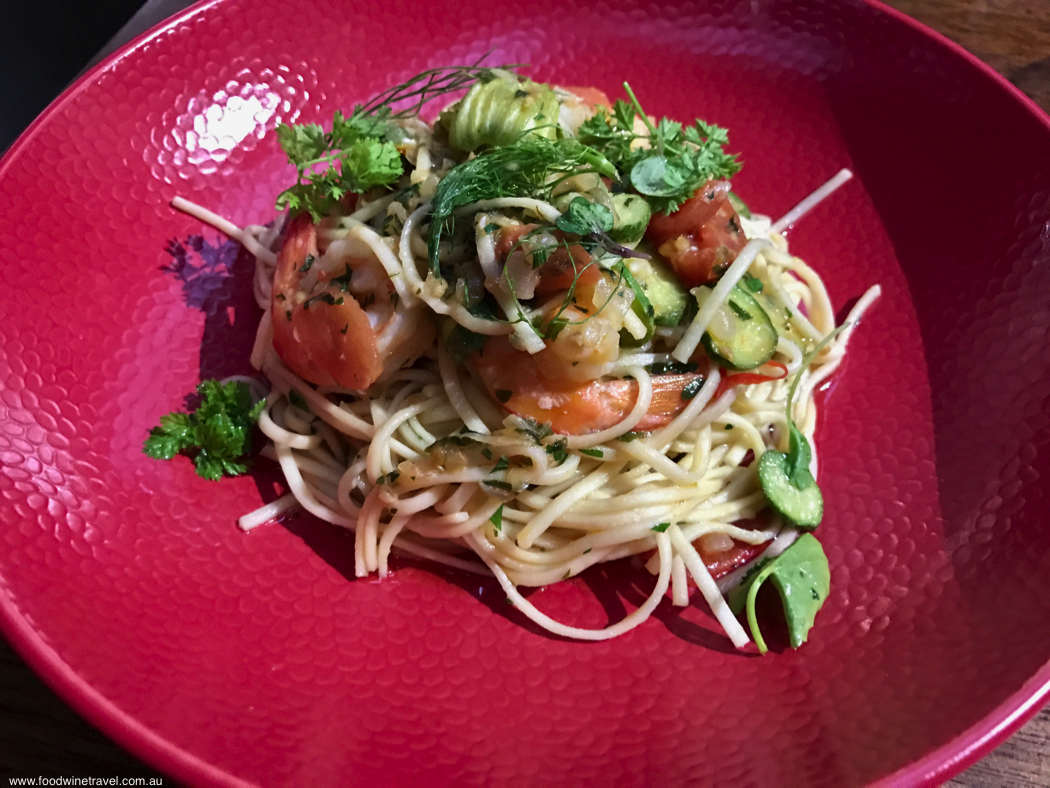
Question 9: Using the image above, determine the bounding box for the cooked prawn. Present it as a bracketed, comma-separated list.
[556, 86, 612, 135]
[271, 215, 435, 390]
[472, 335, 703, 434]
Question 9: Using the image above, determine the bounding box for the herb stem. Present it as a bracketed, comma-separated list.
[623, 82, 658, 143]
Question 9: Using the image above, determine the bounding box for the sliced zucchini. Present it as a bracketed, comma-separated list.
[608, 193, 652, 245]
[444, 74, 560, 152]
[625, 248, 689, 327]
[752, 288, 814, 355]
[699, 285, 778, 371]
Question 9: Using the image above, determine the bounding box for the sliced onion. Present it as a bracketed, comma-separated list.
[500, 251, 540, 300]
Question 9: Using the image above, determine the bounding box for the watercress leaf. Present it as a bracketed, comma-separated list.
[726, 533, 830, 653]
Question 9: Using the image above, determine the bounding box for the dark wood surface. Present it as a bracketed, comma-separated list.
[1, 0, 1049, 783]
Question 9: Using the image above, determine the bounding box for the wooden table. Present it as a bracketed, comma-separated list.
[1, 0, 1048, 783]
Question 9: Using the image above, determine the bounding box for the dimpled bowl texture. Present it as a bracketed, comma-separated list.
[0, 0, 1048, 785]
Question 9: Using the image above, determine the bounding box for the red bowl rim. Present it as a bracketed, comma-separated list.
[1, 0, 1048, 784]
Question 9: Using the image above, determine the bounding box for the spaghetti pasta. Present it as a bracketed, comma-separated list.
[171, 67, 880, 651]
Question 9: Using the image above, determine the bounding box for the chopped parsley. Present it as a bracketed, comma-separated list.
[742, 273, 763, 293]
[681, 378, 704, 401]
[545, 440, 568, 464]
[331, 265, 353, 291]
[516, 418, 554, 444]
[288, 389, 310, 411]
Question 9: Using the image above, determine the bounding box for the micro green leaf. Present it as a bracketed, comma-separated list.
[554, 197, 614, 236]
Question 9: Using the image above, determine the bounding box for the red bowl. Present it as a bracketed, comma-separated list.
[1, 0, 1048, 784]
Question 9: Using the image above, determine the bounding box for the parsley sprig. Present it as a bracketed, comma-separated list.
[577, 82, 741, 214]
[143, 380, 265, 481]
[275, 111, 403, 221]
[276, 65, 517, 221]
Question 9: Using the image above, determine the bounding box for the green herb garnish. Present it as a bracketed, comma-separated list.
[545, 440, 568, 464]
[428, 137, 616, 276]
[726, 533, 831, 654]
[577, 82, 741, 214]
[275, 114, 402, 221]
[516, 418, 554, 444]
[143, 380, 265, 481]
[554, 196, 614, 236]
[288, 390, 310, 411]
[681, 378, 703, 401]
[276, 65, 514, 220]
